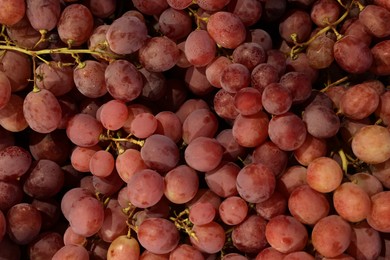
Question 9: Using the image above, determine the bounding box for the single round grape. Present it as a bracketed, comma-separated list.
[232, 42, 267, 71]
[207, 11, 246, 49]
[23, 89, 62, 134]
[131, 0, 168, 15]
[293, 134, 327, 166]
[164, 165, 199, 204]
[137, 217, 180, 255]
[367, 191, 390, 232]
[159, 8, 192, 41]
[347, 221, 382, 260]
[185, 29, 217, 68]
[89, 150, 115, 178]
[0, 94, 28, 132]
[127, 169, 164, 208]
[189, 201, 216, 226]
[85, 0, 116, 18]
[214, 89, 239, 121]
[28, 232, 64, 260]
[70, 145, 100, 173]
[139, 36, 180, 72]
[107, 235, 140, 260]
[0, 0, 25, 26]
[219, 196, 248, 226]
[279, 71, 312, 104]
[98, 199, 128, 243]
[236, 163, 275, 203]
[232, 214, 268, 254]
[154, 111, 182, 143]
[115, 149, 147, 183]
[190, 221, 226, 254]
[66, 113, 103, 147]
[261, 83, 292, 115]
[184, 137, 224, 172]
[279, 9, 311, 44]
[370, 39, 390, 75]
[220, 63, 251, 93]
[182, 108, 218, 144]
[73, 60, 107, 98]
[306, 34, 335, 69]
[265, 215, 308, 254]
[352, 125, 390, 164]
[227, 0, 263, 26]
[52, 245, 89, 260]
[100, 99, 129, 131]
[0, 50, 32, 92]
[359, 4, 390, 38]
[232, 112, 269, 148]
[130, 113, 158, 139]
[205, 162, 240, 198]
[303, 104, 340, 138]
[57, 4, 94, 46]
[311, 215, 352, 258]
[185, 65, 214, 96]
[255, 191, 287, 220]
[306, 156, 343, 193]
[141, 134, 180, 173]
[310, 0, 341, 27]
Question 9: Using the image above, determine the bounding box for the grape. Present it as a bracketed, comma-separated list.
[154, 111, 182, 143]
[340, 18, 372, 46]
[26, 0, 60, 31]
[70, 145, 100, 173]
[52, 245, 89, 260]
[164, 165, 199, 204]
[359, 5, 390, 38]
[141, 134, 180, 173]
[232, 111, 269, 148]
[100, 99, 129, 131]
[85, 0, 116, 18]
[279, 9, 311, 44]
[207, 11, 246, 49]
[184, 29, 217, 67]
[184, 66, 214, 96]
[89, 150, 115, 177]
[226, 0, 263, 26]
[0, 50, 31, 92]
[88, 25, 116, 60]
[169, 244, 204, 260]
[139, 37, 180, 72]
[182, 108, 218, 144]
[98, 199, 128, 243]
[116, 148, 147, 183]
[130, 113, 158, 139]
[333, 182, 371, 223]
[0, 180, 23, 211]
[214, 89, 239, 120]
[340, 82, 380, 120]
[105, 59, 144, 102]
[0, 145, 32, 181]
[277, 165, 307, 197]
[349, 172, 383, 196]
[376, 90, 390, 125]
[347, 221, 382, 260]
[205, 162, 240, 198]
[23, 89, 62, 134]
[7, 203, 42, 245]
[132, 0, 168, 15]
[288, 184, 329, 225]
[268, 112, 307, 151]
[57, 95, 78, 130]
[73, 60, 108, 98]
[255, 247, 286, 260]
[31, 198, 61, 230]
[216, 129, 247, 161]
[187, 189, 222, 216]
[303, 104, 340, 138]
[190, 221, 226, 254]
[28, 232, 64, 260]
[306, 34, 335, 69]
[261, 82, 292, 115]
[57, 4, 94, 46]
[236, 163, 275, 203]
[0, 0, 25, 26]
[310, 0, 341, 27]
[0, 72, 11, 110]
[122, 104, 153, 133]
[67, 195, 104, 237]
[370, 40, 390, 75]
[127, 169, 164, 208]
[286, 52, 319, 84]
[232, 42, 267, 71]
[352, 125, 390, 164]
[219, 196, 248, 225]
[159, 8, 192, 41]
[175, 98, 209, 124]
[138, 217, 180, 255]
[23, 159, 64, 199]
[333, 35, 373, 74]
[311, 215, 352, 258]
[306, 156, 343, 193]
[252, 141, 288, 177]
[367, 191, 390, 232]
[293, 134, 327, 166]
[107, 235, 140, 260]
[66, 113, 103, 147]
[189, 201, 216, 225]
[255, 191, 287, 220]
[265, 215, 308, 253]
[234, 87, 262, 116]
[184, 137, 224, 172]
[279, 71, 312, 104]
[220, 63, 251, 93]
[247, 29, 273, 51]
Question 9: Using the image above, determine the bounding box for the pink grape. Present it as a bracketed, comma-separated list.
[205, 161, 240, 198]
[164, 165, 199, 204]
[306, 156, 343, 193]
[115, 148, 147, 183]
[182, 108, 218, 144]
[130, 113, 158, 139]
[100, 99, 129, 131]
[0, 145, 32, 181]
[184, 137, 224, 172]
[206, 56, 232, 88]
[107, 236, 140, 260]
[220, 63, 251, 93]
[169, 244, 204, 260]
[189, 201, 216, 225]
[66, 113, 103, 147]
[89, 150, 115, 177]
[73, 60, 108, 98]
[52, 245, 89, 260]
[255, 191, 287, 220]
[185, 30, 217, 67]
[0, 0, 25, 26]
[232, 111, 269, 148]
[367, 191, 390, 232]
[0, 94, 28, 132]
[219, 196, 248, 225]
[190, 221, 226, 254]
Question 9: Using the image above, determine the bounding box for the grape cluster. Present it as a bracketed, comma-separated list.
[0, 0, 389, 259]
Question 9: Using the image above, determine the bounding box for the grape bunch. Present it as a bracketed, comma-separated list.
[0, 0, 390, 259]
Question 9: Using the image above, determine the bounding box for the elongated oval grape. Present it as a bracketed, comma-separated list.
[185, 30, 216, 67]
[23, 89, 62, 134]
[73, 60, 107, 98]
[26, 0, 61, 31]
[159, 8, 192, 41]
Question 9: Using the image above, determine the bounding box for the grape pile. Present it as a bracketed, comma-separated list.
[0, 0, 390, 259]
